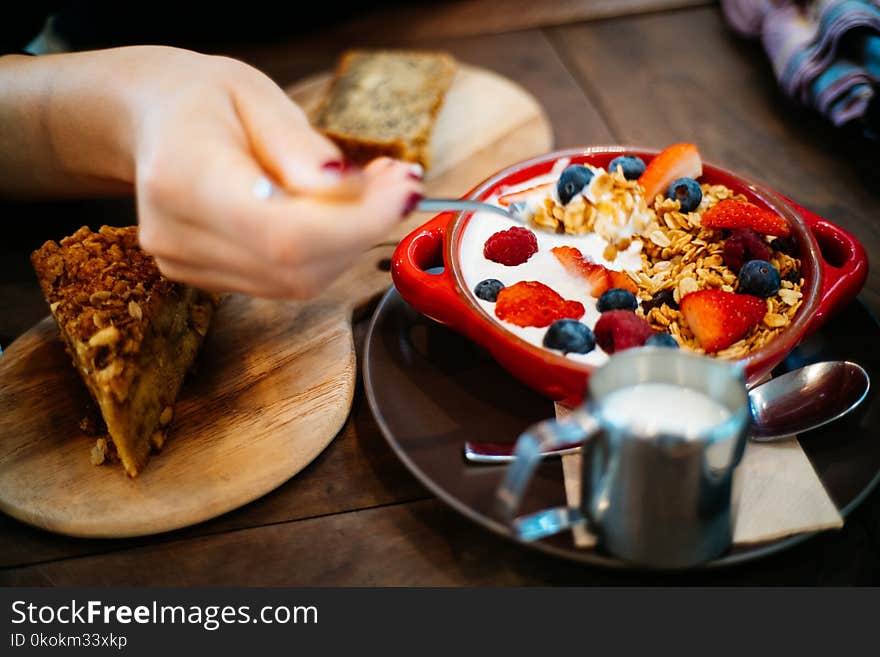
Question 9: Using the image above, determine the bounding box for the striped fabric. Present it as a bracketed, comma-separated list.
[721, 0, 880, 139]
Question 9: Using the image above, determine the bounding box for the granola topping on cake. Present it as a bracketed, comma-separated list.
[31, 225, 218, 476]
[31, 226, 178, 403]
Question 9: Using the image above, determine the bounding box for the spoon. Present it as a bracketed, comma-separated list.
[417, 198, 529, 223]
[748, 360, 869, 440]
[464, 361, 870, 464]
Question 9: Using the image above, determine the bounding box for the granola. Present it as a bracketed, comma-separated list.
[533, 167, 654, 259]
[531, 181, 803, 359]
[459, 144, 806, 366]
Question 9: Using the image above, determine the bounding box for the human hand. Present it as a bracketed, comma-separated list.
[127, 48, 423, 298]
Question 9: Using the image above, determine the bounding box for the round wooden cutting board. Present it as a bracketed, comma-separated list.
[0, 64, 552, 538]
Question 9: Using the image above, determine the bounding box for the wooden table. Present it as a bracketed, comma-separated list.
[2, 2, 879, 585]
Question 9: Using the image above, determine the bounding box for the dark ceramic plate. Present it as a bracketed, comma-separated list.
[364, 284, 880, 569]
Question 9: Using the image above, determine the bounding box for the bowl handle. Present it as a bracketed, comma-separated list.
[786, 197, 869, 336]
[391, 212, 475, 336]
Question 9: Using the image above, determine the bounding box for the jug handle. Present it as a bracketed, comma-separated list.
[495, 409, 600, 542]
[580, 430, 609, 525]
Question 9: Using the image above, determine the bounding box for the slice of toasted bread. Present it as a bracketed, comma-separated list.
[313, 50, 457, 169]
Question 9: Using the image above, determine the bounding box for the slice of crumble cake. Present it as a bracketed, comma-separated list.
[31, 225, 217, 477]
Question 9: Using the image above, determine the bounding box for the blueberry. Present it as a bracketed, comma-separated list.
[738, 260, 781, 298]
[666, 177, 703, 213]
[474, 278, 504, 302]
[783, 269, 802, 284]
[645, 332, 679, 349]
[771, 235, 798, 256]
[557, 165, 594, 205]
[608, 155, 646, 180]
[597, 288, 638, 312]
[543, 319, 596, 354]
[641, 288, 679, 312]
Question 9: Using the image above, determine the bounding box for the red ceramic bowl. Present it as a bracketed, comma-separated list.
[392, 146, 868, 406]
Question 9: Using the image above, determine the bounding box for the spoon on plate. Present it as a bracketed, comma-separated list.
[463, 360, 870, 464]
[417, 198, 530, 223]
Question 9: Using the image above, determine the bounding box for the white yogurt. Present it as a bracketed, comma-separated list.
[458, 169, 645, 366]
[599, 383, 732, 436]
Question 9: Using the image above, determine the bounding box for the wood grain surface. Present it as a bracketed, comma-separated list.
[549, 7, 880, 310]
[2, 5, 879, 585]
[0, 244, 393, 538]
[2, 496, 875, 586]
[263, 0, 714, 47]
[0, 65, 552, 539]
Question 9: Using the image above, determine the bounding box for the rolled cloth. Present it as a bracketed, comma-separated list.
[721, 0, 880, 140]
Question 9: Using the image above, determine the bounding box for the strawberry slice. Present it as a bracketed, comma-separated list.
[701, 199, 791, 237]
[607, 270, 639, 295]
[551, 246, 608, 296]
[679, 289, 767, 353]
[495, 281, 584, 328]
[638, 143, 703, 201]
[498, 182, 554, 207]
[551, 246, 637, 298]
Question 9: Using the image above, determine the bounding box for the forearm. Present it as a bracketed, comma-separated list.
[0, 47, 182, 199]
[0, 42, 424, 299]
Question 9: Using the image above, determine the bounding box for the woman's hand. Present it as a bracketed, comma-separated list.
[0, 46, 423, 298]
[131, 49, 423, 298]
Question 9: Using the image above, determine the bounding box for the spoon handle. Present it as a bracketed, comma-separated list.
[464, 440, 582, 463]
[465, 437, 763, 464]
[417, 198, 522, 222]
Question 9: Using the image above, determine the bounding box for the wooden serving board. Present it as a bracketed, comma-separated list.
[0, 64, 551, 538]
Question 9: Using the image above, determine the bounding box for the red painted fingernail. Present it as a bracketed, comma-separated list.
[322, 160, 358, 174]
[402, 192, 423, 217]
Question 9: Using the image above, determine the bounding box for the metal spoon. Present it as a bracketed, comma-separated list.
[748, 360, 869, 440]
[464, 361, 870, 464]
[417, 198, 530, 223]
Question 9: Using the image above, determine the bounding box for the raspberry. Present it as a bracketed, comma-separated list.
[483, 227, 538, 266]
[495, 281, 584, 328]
[594, 310, 655, 354]
[722, 228, 771, 273]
